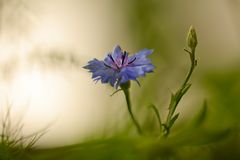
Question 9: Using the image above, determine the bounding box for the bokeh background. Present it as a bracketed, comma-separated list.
[0, 0, 239, 159]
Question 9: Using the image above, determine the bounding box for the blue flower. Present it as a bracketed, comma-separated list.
[83, 45, 155, 88]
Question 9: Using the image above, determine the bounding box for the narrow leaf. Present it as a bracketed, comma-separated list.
[169, 113, 180, 129]
[168, 93, 176, 109]
[148, 104, 162, 133]
[181, 83, 192, 95]
[110, 89, 123, 96]
[193, 100, 207, 126]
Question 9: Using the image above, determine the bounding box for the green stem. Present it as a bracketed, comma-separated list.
[163, 48, 196, 138]
[122, 88, 143, 135]
[182, 48, 196, 87]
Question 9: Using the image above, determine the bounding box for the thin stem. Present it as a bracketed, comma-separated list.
[182, 48, 196, 87]
[163, 48, 196, 138]
[122, 88, 143, 135]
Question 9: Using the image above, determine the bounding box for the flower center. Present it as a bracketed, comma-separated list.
[105, 52, 137, 71]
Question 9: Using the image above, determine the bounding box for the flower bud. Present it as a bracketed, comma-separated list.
[187, 26, 198, 51]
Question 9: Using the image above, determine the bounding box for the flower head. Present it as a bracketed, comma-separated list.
[83, 45, 155, 88]
[187, 26, 198, 51]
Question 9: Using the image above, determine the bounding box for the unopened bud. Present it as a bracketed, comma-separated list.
[187, 26, 198, 51]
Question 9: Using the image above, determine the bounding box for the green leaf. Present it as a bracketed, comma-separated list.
[172, 83, 191, 110]
[148, 104, 162, 133]
[110, 89, 123, 96]
[169, 113, 180, 129]
[181, 83, 192, 95]
[193, 100, 208, 126]
[168, 93, 176, 109]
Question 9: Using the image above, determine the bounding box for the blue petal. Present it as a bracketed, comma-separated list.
[128, 49, 153, 66]
[135, 49, 153, 57]
[123, 64, 155, 78]
[83, 59, 106, 72]
[142, 64, 155, 72]
[112, 45, 123, 60]
[83, 59, 119, 87]
[104, 54, 115, 67]
[118, 68, 138, 83]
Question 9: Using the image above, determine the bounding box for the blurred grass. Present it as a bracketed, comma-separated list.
[27, 131, 239, 160]
[203, 65, 240, 124]
[22, 98, 240, 159]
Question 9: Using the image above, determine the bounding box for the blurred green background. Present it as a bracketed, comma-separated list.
[0, 0, 239, 159]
